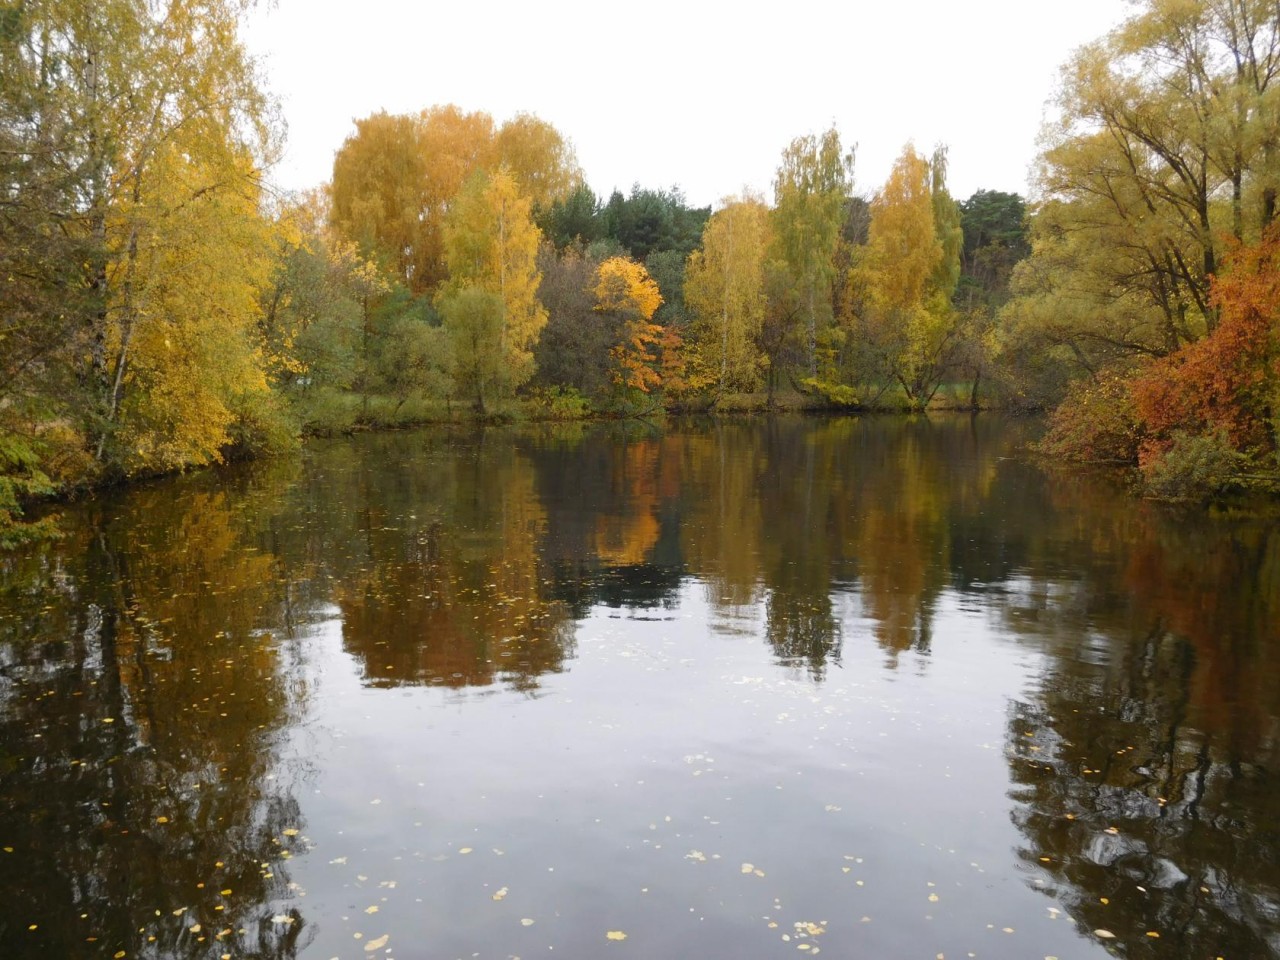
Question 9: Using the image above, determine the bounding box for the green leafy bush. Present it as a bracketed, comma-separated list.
[1139, 430, 1249, 500]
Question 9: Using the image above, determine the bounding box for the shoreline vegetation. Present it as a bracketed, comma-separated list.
[5, 0, 1280, 546]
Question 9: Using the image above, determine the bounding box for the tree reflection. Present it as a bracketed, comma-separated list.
[1005, 496, 1280, 957]
[333, 432, 575, 692]
[0, 474, 310, 959]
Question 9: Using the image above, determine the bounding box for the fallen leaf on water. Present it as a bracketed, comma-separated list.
[1094, 930, 1116, 939]
[492, 887, 508, 901]
[521, 918, 535, 926]
[283, 829, 299, 837]
[156, 817, 169, 824]
[364, 934, 388, 951]
[606, 930, 627, 941]
[685, 850, 706, 862]
[364, 906, 378, 914]
[741, 863, 755, 874]
[458, 848, 473, 855]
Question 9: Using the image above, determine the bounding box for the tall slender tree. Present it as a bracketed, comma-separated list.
[771, 127, 854, 377]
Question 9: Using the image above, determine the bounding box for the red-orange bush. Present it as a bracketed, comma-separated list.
[1131, 228, 1280, 460]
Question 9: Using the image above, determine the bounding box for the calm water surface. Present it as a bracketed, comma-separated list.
[1, 416, 1277, 959]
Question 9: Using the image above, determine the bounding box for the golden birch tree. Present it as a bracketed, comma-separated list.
[442, 168, 548, 403]
[684, 193, 771, 391]
[854, 144, 963, 404]
[771, 127, 854, 377]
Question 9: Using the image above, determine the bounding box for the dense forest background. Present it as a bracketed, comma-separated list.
[3, 0, 1280, 542]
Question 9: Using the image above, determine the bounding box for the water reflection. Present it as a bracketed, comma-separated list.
[0, 416, 1276, 959]
[0, 473, 311, 958]
[1004, 487, 1280, 956]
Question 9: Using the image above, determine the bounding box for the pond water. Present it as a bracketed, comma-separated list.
[1, 415, 1277, 960]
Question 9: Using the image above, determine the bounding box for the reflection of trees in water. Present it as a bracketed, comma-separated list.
[335, 433, 575, 693]
[531, 427, 687, 614]
[3, 415, 1276, 957]
[672, 415, 1021, 674]
[1004, 503, 1280, 958]
[0, 480, 311, 959]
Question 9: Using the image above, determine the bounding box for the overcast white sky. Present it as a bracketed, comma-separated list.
[242, 0, 1134, 209]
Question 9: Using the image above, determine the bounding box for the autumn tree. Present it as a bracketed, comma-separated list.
[1005, 0, 1280, 396]
[494, 112, 584, 213]
[328, 111, 434, 290]
[771, 127, 854, 377]
[1127, 227, 1280, 493]
[0, 0, 285, 481]
[595, 257, 666, 395]
[441, 168, 547, 404]
[440, 287, 505, 413]
[684, 193, 771, 391]
[853, 144, 963, 404]
[330, 106, 580, 294]
[533, 243, 616, 398]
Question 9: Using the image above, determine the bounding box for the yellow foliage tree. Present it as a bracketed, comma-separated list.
[111, 146, 281, 472]
[329, 112, 434, 290]
[595, 257, 665, 393]
[685, 193, 771, 391]
[495, 113, 584, 213]
[331, 105, 580, 294]
[854, 144, 962, 403]
[442, 168, 548, 404]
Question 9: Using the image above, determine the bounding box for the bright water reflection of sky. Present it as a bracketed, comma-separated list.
[242, 0, 1133, 207]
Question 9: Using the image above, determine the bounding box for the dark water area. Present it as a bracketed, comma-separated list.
[0, 415, 1277, 959]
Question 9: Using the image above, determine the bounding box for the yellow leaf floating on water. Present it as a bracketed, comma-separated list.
[1094, 930, 1116, 939]
[606, 930, 628, 941]
[156, 817, 169, 824]
[458, 848, 473, 855]
[928, 894, 939, 902]
[364, 934, 388, 951]
[364, 906, 378, 914]
[521, 918, 535, 926]
[492, 887, 508, 901]
[741, 863, 754, 874]
[283, 829, 299, 837]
